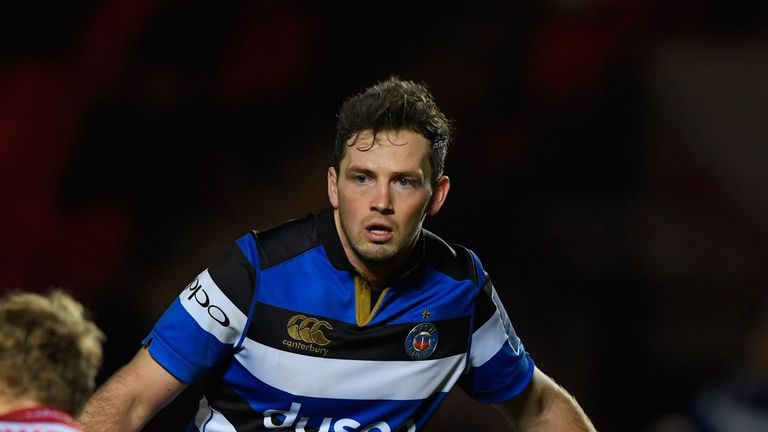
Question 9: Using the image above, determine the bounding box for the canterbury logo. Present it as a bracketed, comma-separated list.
[286, 315, 332, 346]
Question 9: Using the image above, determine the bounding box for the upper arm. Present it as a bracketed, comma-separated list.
[143, 238, 258, 382]
[458, 274, 535, 402]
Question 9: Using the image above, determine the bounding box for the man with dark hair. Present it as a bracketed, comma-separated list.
[0, 290, 104, 432]
[80, 77, 595, 431]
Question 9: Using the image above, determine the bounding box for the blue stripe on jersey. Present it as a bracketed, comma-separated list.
[235, 233, 259, 270]
[221, 359, 445, 429]
[257, 247, 357, 322]
[378, 265, 479, 324]
[258, 248, 480, 326]
[144, 299, 234, 383]
[460, 348, 535, 403]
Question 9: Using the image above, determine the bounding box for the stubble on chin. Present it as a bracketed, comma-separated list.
[353, 242, 398, 263]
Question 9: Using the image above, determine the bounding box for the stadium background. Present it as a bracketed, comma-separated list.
[1, 1, 767, 430]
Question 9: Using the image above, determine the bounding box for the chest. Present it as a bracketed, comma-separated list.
[246, 265, 477, 362]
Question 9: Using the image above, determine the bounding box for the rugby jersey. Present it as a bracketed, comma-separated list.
[144, 207, 534, 432]
[0, 407, 81, 432]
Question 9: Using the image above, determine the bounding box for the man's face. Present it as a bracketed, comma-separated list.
[328, 129, 448, 268]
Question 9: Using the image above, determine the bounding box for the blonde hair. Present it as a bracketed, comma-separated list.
[0, 290, 104, 415]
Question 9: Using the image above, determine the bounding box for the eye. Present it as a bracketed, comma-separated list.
[398, 177, 414, 187]
[354, 174, 369, 184]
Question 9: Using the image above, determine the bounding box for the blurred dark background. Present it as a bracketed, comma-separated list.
[2, 1, 767, 431]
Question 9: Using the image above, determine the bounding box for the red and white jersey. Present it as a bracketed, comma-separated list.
[0, 407, 81, 432]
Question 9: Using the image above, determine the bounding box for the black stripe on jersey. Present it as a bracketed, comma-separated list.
[472, 276, 497, 332]
[247, 302, 470, 361]
[203, 379, 266, 431]
[317, 206, 355, 271]
[256, 213, 319, 270]
[423, 231, 479, 284]
[208, 242, 258, 317]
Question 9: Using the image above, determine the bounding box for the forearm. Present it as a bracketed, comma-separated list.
[494, 368, 596, 432]
[518, 385, 595, 431]
[79, 367, 154, 432]
[78, 348, 186, 432]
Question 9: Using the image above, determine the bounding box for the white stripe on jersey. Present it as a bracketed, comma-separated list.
[179, 270, 247, 345]
[470, 283, 525, 369]
[0, 421, 80, 432]
[469, 282, 523, 368]
[194, 396, 237, 432]
[236, 338, 467, 400]
[489, 284, 523, 356]
[469, 311, 510, 367]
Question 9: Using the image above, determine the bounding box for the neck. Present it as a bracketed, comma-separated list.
[355, 258, 403, 289]
[333, 210, 414, 289]
[0, 394, 44, 417]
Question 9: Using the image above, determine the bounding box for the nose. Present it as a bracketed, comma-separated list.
[370, 182, 394, 214]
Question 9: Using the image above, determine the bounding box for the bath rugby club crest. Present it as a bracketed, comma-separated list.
[405, 323, 438, 360]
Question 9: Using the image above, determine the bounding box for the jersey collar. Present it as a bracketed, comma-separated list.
[317, 206, 426, 283]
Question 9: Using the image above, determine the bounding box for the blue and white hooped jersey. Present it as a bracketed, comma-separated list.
[144, 208, 534, 432]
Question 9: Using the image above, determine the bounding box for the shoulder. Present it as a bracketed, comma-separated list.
[252, 212, 321, 269]
[423, 229, 484, 285]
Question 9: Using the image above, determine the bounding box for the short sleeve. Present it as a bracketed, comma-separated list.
[458, 275, 535, 403]
[142, 233, 259, 383]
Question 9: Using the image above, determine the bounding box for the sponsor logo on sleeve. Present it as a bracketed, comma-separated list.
[185, 278, 230, 327]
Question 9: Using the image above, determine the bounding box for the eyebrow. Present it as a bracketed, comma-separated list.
[346, 165, 424, 180]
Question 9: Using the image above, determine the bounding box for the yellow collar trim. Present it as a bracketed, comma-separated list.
[354, 275, 388, 326]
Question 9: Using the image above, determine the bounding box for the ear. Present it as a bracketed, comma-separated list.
[426, 175, 450, 216]
[327, 167, 339, 208]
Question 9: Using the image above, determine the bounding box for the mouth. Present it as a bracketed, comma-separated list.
[364, 222, 394, 243]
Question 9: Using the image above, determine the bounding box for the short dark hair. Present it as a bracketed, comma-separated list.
[333, 77, 452, 185]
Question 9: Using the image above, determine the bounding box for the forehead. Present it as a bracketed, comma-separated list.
[341, 129, 431, 172]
